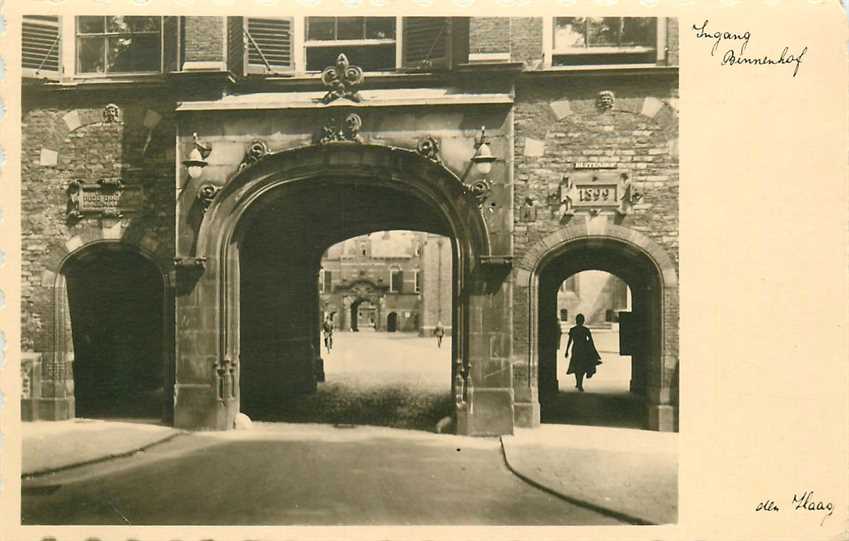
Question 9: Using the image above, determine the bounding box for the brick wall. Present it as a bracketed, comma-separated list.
[183, 16, 225, 64]
[470, 18, 511, 55]
[666, 18, 680, 66]
[21, 95, 177, 353]
[509, 17, 543, 68]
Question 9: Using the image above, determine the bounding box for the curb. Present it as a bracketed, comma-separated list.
[498, 436, 656, 526]
[22, 431, 187, 480]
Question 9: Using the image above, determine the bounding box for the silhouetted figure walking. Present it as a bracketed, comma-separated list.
[564, 314, 602, 392]
[434, 321, 445, 348]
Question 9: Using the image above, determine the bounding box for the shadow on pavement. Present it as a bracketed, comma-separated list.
[540, 390, 644, 429]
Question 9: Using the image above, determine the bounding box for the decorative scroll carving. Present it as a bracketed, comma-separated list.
[197, 183, 221, 213]
[464, 178, 493, 209]
[318, 113, 364, 144]
[103, 103, 121, 123]
[66, 178, 143, 221]
[237, 139, 269, 172]
[596, 90, 615, 112]
[319, 53, 364, 104]
[416, 136, 441, 162]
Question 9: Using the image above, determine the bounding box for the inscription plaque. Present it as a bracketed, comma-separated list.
[559, 170, 640, 216]
[67, 179, 145, 220]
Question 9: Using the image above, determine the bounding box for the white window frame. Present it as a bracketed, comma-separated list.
[73, 15, 165, 78]
[301, 16, 403, 73]
[22, 16, 63, 79]
[542, 16, 666, 69]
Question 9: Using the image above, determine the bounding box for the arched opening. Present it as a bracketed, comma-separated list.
[387, 312, 398, 332]
[536, 237, 665, 430]
[181, 144, 495, 433]
[63, 244, 169, 420]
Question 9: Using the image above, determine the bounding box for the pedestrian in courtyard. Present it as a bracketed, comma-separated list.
[322, 317, 334, 353]
[564, 313, 602, 392]
[434, 321, 445, 348]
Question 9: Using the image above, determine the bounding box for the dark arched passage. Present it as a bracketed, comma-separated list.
[63, 244, 169, 420]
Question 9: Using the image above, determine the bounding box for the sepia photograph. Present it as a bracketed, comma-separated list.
[0, 7, 666, 528]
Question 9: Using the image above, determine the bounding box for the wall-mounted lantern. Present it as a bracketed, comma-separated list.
[183, 132, 212, 180]
[471, 126, 497, 176]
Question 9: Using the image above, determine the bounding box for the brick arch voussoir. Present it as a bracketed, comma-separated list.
[518, 223, 678, 290]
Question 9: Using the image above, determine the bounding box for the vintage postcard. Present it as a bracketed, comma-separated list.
[0, 1, 846, 540]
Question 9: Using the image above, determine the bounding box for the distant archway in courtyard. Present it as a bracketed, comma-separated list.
[62, 243, 170, 420]
[190, 144, 491, 426]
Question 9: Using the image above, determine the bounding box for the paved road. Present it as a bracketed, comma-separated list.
[22, 423, 623, 526]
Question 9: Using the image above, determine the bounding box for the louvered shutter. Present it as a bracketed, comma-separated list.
[402, 17, 450, 71]
[22, 16, 61, 80]
[227, 16, 245, 76]
[245, 17, 294, 73]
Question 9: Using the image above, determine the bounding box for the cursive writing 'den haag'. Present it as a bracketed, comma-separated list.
[692, 20, 807, 78]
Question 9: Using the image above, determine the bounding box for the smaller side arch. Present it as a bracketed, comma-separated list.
[516, 221, 679, 432]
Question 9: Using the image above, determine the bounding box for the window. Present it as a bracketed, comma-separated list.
[76, 16, 162, 75]
[320, 270, 333, 294]
[551, 17, 658, 66]
[414, 270, 421, 293]
[23, 16, 62, 79]
[389, 269, 403, 293]
[305, 17, 397, 72]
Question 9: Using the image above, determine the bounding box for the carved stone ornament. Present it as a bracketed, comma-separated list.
[213, 355, 238, 401]
[197, 183, 222, 213]
[66, 178, 143, 221]
[319, 54, 364, 105]
[238, 139, 269, 172]
[596, 90, 615, 113]
[103, 103, 121, 123]
[416, 136, 441, 162]
[559, 171, 641, 217]
[318, 113, 363, 144]
[464, 178, 493, 210]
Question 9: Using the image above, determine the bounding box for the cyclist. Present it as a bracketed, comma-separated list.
[322, 317, 334, 353]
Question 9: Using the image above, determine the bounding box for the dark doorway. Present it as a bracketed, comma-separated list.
[387, 312, 398, 332]
[350, 301, 361, 332]
[65, 247, 167, 420]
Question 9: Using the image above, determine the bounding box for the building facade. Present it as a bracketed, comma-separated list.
[318, 231, 452, 334]
[20, 15, 679, 434]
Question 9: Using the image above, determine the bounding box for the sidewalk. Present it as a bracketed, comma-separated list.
[22, 419, 184, 477]
[501, 424, 678, 525]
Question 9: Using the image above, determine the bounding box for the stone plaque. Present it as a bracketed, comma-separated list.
[67, 179, 145, 220]
[574, 161, 617, 170]
[560, 171, 639, 216]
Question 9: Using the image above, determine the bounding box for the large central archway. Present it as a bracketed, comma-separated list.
[176, 143, 495, 431]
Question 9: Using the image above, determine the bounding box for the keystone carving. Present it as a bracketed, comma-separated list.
[318, 113, 363, 144]
[596, 90, 615, 113]
[319, 54, 364, 105]
[103, 103, 121, 123]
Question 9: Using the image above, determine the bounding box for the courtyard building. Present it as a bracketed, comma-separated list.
[20, 15, 679, 435]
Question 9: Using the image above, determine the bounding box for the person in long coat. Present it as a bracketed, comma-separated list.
[564, 313, 602, 392]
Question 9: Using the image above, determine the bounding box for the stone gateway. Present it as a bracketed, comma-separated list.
[21, 15, 679, 435]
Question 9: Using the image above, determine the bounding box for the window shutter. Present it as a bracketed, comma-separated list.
[227, 16, 245, 76]
[245, 17, 294, 73]
[402, 17, 450, 70]
[22, 15, 61, 80]
[163, 16, 180, 73]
